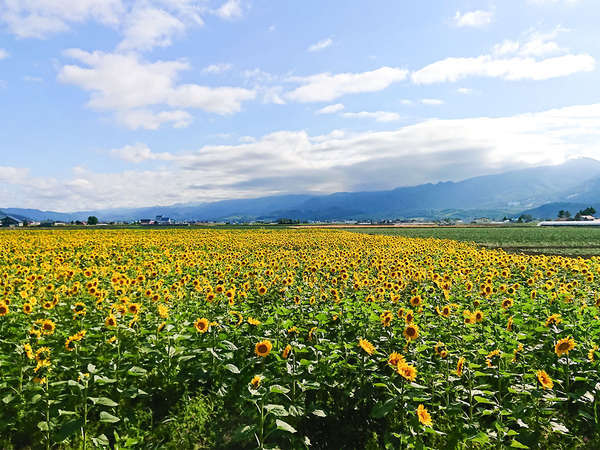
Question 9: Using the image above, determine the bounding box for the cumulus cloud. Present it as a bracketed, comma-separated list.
[58, 50, 256, 129]
[5, 103, 600, 210]
[202, 63, 233, 74]
[308, 38, 333, 52]
[341, 111, 401, 122]
[316, 103, 344, 114]
[214, 0, 243, 20]
[110, 143, 176, 162]
[454, 10, 493, 28]
[412, 30, 594, 84]
[286, 67, 409, 103]
[117, 7, 186, 52]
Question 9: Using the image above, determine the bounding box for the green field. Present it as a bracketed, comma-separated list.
[346, 226, 600, 257]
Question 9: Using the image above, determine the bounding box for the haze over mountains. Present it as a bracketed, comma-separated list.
[4, 158, 600, 223]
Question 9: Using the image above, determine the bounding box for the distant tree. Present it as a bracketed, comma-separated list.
[580, 207, 596, 216]
[518, 214, 533, 223]
[575, 212, 583, 221]
[558, 210, 565, 218]
[87, 216, 99, 225]
[565, 210, 571, 218]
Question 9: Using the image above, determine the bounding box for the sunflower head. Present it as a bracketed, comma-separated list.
[416, 404, 432, 426]
[555, 337, 575, 357]
[403, 324, 419, 341]
[358, 338, 376, 355]
[536, 370, 554, 390]
[255, 340, 272, 357]
[194, 317, 210, 333]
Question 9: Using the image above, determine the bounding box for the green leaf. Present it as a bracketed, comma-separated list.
[127, 366, 147, 376]
[37, 421, 49, 431]
[474, 396, 495, 405]
[270, 385, 290, 394]
[370, 397, 398, 418]
[58, 409, 78, 416]
[2, 394, 14, 404]
[96, 397, 119, 407]
[276, 419, 297, 434]
[91, 434, 110, 447]
[99, 411, 120, 423]
[224, 364, 240, 374]
[469, 432, 489, 444]
[550, 421, 569, 434]
[55, 419, 83, 442]
[312, 409, 327, 417]
[264, 404, 288, 417]
[510, 439, 529, 449]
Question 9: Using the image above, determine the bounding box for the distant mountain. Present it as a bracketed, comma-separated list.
[4, 158, 600, 222]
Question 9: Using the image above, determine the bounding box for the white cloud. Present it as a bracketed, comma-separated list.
[118, 7, 186, 52]
[421, 99, 444, 106]
[316, 103, 344, 114]
[456, 88, 472, 94]
[454, 10, 493, 28]
[58, 50, 256, 128]
[412, 53, 594, 84]
[202, 63, 233, 74]
[286, 66, 409, 103]
[342, 111, 402, 122]
[400, 99, 414, 105]
[214, 0, 243, 20]
[308, 38, 333, 52]
[110, 143, 176, 162]
[494, 28, 566, 58]
[0, 49, 9, 60]
[5, 103, 600, 210]
[116, 109, 193, 130]
[0, 0, 125, 38]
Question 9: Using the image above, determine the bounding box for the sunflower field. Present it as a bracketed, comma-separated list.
[1, 229, 600, 449]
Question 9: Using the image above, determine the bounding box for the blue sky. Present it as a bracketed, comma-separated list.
[0, 0, 599, 211]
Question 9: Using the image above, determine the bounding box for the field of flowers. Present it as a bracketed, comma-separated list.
[1, 228, 600, 449]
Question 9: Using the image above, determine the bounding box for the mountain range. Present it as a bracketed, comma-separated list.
[3, 158, 600, 223]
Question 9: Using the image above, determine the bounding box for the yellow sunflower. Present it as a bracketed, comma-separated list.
[194, 317, 210, 333]
[416, 404, 432, 426]
[403, 324, 419, 341]
[536, 370, 553, 390]
[555, 337, 575, 357]
[358, 338, 376, 355]
[255, 340, 272, 357]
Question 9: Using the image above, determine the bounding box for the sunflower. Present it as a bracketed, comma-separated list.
[257, 285, 267, 296]
[545, 314, 562, 327]
[410, 295, 422, 307]
[588, 345, 598, 362]
[507, 316, 513, 331]
[358, 338, 376, 355]
[157, 322, 166, 332]
[23, 343, 34, 360]
[436, 305, 451, 317]
[73, 302, 86, 316]
[397, 362, 417, 381]
[416, 404, 432, 426]
[536, 370, 554, 390]
[0, 302, 8, 316]
[35, 347, 50, 363]
[282, 344, 292, 359]
[403, 324, 419, 341]
[308, 326, 317, 341]
[456, 357, 465, 377]
[501, 298, 513, 309]
[486, 349, 501, 368]
[555, 337, 576, 357]
[230, 311, 243, 326]
[157, 304, 169, 319]
[41, 320, 56, 335]
[248, 317, 261, 326]
[127, 302, 141, 315]
[194, 318, 209, 333]
[380, 311, 393, 327]
[105, 315, 117, 327]
[255, 340, 272, 357]
[388, 352, 405, 367]
[23, 303, 33, 314]
[473, 310, 484, 323]
[404, 310, 415, 324]
[250, 375, 262, 388]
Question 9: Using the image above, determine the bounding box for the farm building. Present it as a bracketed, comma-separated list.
[0, 214, 24, 227]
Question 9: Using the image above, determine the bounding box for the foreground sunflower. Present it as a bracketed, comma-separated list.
[536, 370, 553, 390]
[416, 404, 432, 426]
[403, 324, 419, 341]
[358, 338, 376, 355]
[555, 337, 576, 357]
[255, 339, 272, 357]
[456, 357, 465, 377]
[397, 362, 417, 381]
[250, 375, 262, 388]
[194, 317, 209, 333]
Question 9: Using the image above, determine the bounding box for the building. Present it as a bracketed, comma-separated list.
[0, 214, 24, 227]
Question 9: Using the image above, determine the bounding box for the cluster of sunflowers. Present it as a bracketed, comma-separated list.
[1, 228, 600, 448]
